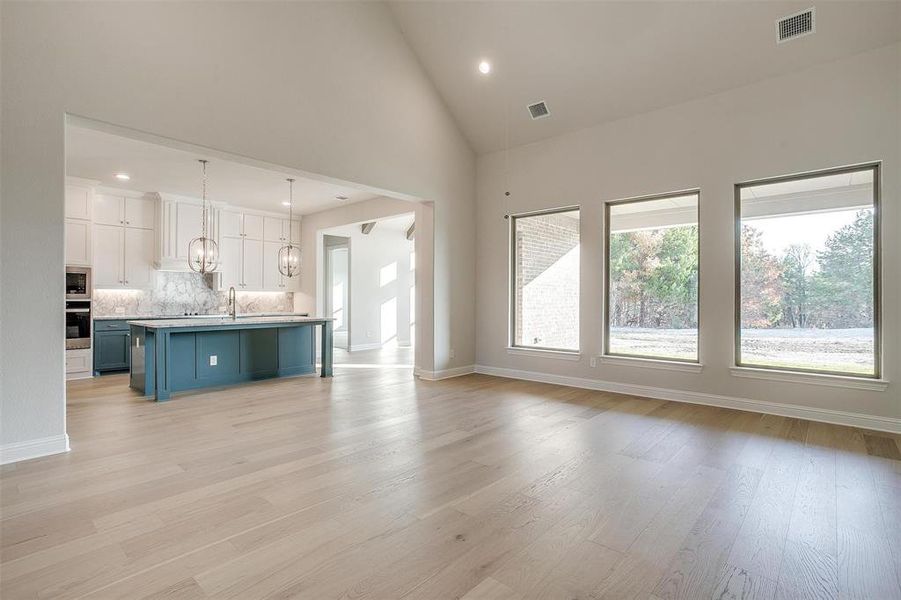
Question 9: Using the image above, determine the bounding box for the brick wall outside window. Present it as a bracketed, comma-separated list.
[513, 210, 580, 350]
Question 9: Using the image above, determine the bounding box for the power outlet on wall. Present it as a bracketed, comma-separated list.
[209, 355, 218, 366]
[367, 331, 373, 339]
[449, 348, 455, 359]
[590, 356, 597, 368]
[114, 307, 126, 314]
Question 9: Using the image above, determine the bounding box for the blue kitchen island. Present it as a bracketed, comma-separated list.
[128, 316, 333, 401]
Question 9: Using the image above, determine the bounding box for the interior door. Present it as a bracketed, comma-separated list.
[93, 224, 124, 287]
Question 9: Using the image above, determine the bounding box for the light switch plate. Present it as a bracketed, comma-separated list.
[209, 355, 218, 366]
[115, 307, 125, 314]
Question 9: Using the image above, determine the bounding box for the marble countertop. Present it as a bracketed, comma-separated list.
[95, 312, 309, 321]
[128, 315, 333, 329]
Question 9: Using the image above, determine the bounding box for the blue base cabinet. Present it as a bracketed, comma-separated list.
[94, 320, 131, 375]
[130, 321, 323, 400]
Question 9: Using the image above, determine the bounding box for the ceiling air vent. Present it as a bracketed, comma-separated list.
[528, 101, 550, 120]
[777, 8, 815, 43]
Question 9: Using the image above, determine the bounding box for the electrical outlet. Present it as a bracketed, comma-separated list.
[209, 355, 218, 366]
[114, 307, 126, 314]
[449, 348, 456, 359]
[590, 356, 597, 368]
[367, 330, 373, 339]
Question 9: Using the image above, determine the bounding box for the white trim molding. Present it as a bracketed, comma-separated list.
[597, 354, 703, 373]
[730, 367, 889, 391]
[474, 365, 900, 434]
[506, 347, 582, 361]
[1, 434, 70, 465]
[415, 365, 476, 381]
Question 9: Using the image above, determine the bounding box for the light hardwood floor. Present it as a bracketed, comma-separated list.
[1, 358, 899, 599]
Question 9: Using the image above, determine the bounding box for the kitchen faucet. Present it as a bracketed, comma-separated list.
[227, 286, 236, 319]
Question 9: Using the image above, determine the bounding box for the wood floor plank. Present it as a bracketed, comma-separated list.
[1, 354, 899, 600]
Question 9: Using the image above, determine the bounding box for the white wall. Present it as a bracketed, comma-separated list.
[476, 44, 900, 428]
[0, 2, 475, 459]
[322, 217, 415, 351]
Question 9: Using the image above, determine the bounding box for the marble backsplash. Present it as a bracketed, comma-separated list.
[93, 272, 294, 317]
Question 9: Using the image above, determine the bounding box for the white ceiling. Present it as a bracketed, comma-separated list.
[389, 1, 901, 154]
[66, 126, 379, 215]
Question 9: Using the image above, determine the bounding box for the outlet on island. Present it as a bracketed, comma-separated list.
[209, 355, 218, 366]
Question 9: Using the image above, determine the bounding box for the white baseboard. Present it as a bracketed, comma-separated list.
[473, 365, 900, 434]
[349, 342, 383, 352]
[1, 434, 70, 465]
[415, 365, 476, 381]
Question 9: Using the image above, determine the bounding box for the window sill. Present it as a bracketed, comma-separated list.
[597, 354, 703, 373]
[730, 367, 888, 391]
[506, 347, 582, 361]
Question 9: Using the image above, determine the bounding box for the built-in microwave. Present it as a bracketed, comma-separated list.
[65, 267, 92, 300]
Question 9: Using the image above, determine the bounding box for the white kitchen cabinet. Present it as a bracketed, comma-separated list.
[242, 239, 263, 290]
[263, 241, 301, 291]
[219, 209, 243, 239]
[95, 194, 154, 229]
[263, 216, 301, 243]
[93, 224, 124, 287]
[66, 348, 93, 380]
[124, 228, 154, 288]
[218, 235, 263, 291]
[65, 185, 93, 221]
[243, 214, 264, 240]
[65, 219, 92, 266]
[218, 236, 243, 290]
[263, 217, 283, 242]
[125, 197, 155, 229]
[93, 223, 154, 289]
[263, 241, 284, 290]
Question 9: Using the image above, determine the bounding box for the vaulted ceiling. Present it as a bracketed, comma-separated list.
[389, 1, 901, 155]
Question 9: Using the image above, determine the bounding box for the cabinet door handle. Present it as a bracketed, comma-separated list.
[119, 220, 124, 224]
[126, 221, 130, 225]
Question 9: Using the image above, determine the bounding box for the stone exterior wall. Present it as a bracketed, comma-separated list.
[514, 212, 580, 349]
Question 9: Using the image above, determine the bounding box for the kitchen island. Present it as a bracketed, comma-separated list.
[128, 316, 333, 401]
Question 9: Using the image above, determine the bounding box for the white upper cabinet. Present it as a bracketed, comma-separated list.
[263, 217, 284, 242]
[125, 197, 155, 229]
[175, 203, 204, 260]
[94, 194, 124, 226]
[242, 239, 263, 290]
[219, 209, 242, 239]
[243, 214, 264, 240]
[93, 224, 124, 287]
[263, 216, 301, 243]
[124, 228, 154, 288]
[65, 220, 92, 266]
[218, 236, 243, 290]
[263, 241, 284, 290]
[95, 194, 154, 229]
[92, 192, 156, 288]
[65, 184, 93, 221]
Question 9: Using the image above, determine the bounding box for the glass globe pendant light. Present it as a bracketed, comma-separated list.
[278, 178, 301, 278]
[188, 159, 219, 274]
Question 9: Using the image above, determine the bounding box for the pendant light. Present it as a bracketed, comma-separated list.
[188, 159, 219, 274]
[278, 178, 301, 278]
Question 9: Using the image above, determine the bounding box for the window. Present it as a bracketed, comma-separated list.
[511, 208, 580, 352]
[605, 191, 700, 362]
[735, 164, 880, 377]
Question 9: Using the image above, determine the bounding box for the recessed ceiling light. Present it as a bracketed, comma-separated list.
[281, 201, 291, 206]
[114, 173, 130, 181]
[478, 60, 491, 75]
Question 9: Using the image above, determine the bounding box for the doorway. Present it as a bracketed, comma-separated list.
[323, 235, 350, 350]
